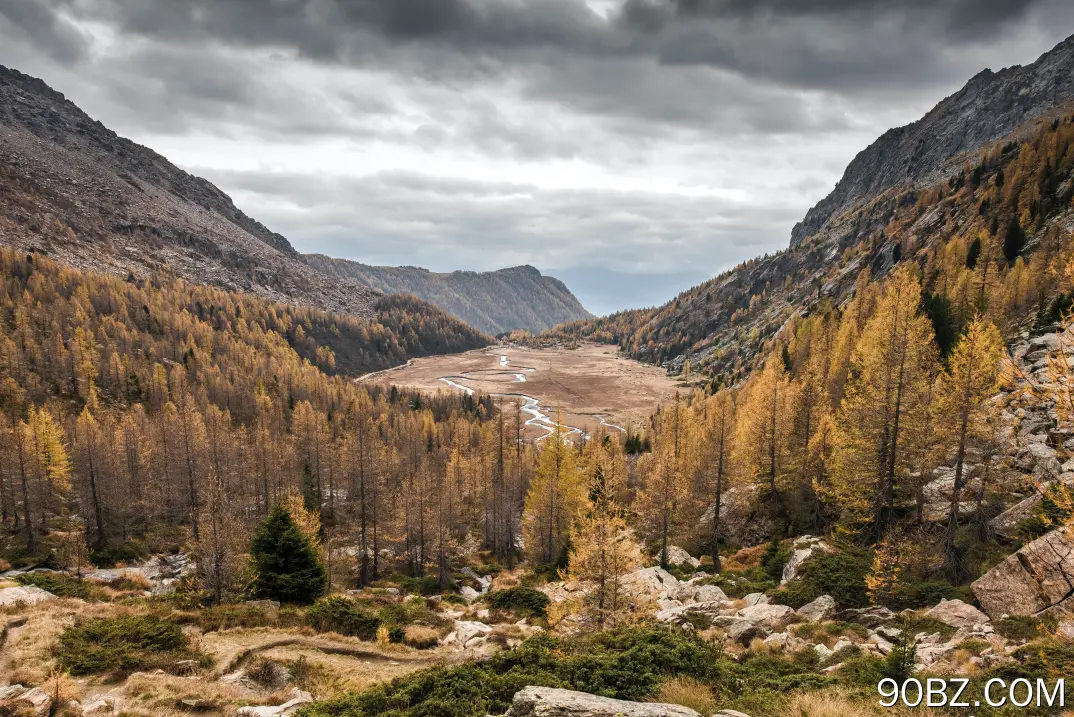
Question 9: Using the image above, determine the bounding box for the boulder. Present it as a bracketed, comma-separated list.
[450, 620, 493, 648]
[737, 603, 795, 628]
[971, 527, 1074, 619]
[0, 585, 57, 606]
[741, 593, 769, 607]
[236, 689, 313, 717]
[711, 615, 771, 644]
[664, 546, 701, 569]
[655, 601, 728, 628]
[459, 585, 482, 602]
[505, 686, 700, 717]
[782, 536, 829, 584]
[2, 686, 51, 717]
[82, 696, 123, 716]
[694, 584, 728, 603]
[796, 595, 837, 623]
[1025, 443, 1061, 477]
[924, 599, 991, 630]
[619, 567, 680, 605]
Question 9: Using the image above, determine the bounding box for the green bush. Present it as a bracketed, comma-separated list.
[299, 625, 730, 717]
[305, 597, 381, 640]
[393, 575, 442, 596]
[484, 587, 550, 618]
[768, 551, 870, 609]
[994, 615, 1057, 642]
[883, 579, 960, 610]
[56, 615, 205, 676]
[387, 625, 406, 643]
[251, 504, 327, 604]
[90, 542, 146, 568]
[15, 572, 91, 599]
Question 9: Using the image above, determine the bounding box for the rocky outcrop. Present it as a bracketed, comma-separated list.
[782, 536, 829, 584]
[796, 595, 837, 623]
[504, 686, 702, 717]
[0, 685, 51, 717]
[924, 600, 991, 630]
[971, 527, 1074, 619]
[0, 585, 57, 606]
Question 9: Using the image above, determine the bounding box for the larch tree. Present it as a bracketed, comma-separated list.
[936, 316, 1005, 580]
[828, 267, 937, 538]
[734, 356, 795, 528]
[567, 463, 643, 626]
[704, 391, 735, 571]
[522, 420, 585, 567]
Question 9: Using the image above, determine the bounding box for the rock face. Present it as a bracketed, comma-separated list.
[790, 34, 1074, 247]
[505, 686, 701, 717]
[971, 527, 1074, 619]
[0, 585, 57, 606]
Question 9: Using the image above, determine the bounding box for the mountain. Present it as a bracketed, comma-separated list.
[305, 256, 591, 335]
[0, 64, 393, 322]
[791, 33, 1074, 247]
[542, 32, 1074, 381]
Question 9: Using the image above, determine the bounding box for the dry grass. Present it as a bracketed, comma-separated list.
[404, 624, 442, 649]
[785, 690, 940, 717]
[654, 677, 718, 716]
[721, 544, 768, 572]
[122, 671, 251, 716]
[0, 598, 122, 685]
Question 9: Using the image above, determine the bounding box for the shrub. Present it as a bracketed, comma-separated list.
[301, 625, 730, 717]
[769, 551, 870, 609]
[15, 572, 91, 599]
[484, 587, 550, 618]
[393, 575, 442, 596]
[883, 580, 960, 610]
[403, 625, 442, 650]
[55, 615, 205, 676]
[305, 597, 381, 640]
[251, 504, 327, 604]
[655, 677, 717, 715]
[994, 615, 1057, 642]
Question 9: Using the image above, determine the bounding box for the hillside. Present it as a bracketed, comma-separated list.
[543, 32, 1074, 383]
[0, 64, 386, 320]
[306, 256, 590, 334]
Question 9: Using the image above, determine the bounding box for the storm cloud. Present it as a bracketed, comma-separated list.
[1, 0, 1073, 312]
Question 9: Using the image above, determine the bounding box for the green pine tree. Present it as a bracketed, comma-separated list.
[251, 504, 327, 604]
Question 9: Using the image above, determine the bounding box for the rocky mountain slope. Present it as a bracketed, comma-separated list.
[306, 256, 590, 334]
[544, 32, 1074, 380]
[0, 65, 397, 321]
[791, 33, 1074, 248]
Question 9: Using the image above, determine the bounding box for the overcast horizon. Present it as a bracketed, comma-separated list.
[2, 0, 1074, 315]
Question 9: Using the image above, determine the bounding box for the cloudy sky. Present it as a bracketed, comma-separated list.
[2, 1, 1074, 314]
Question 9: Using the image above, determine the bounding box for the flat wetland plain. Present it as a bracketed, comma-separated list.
[361, 343, 683, 440]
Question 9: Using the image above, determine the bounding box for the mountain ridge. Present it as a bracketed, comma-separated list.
[791, 33, 1074, 248]
[305, 255, 591, 335]
[0, 63, 587, 337]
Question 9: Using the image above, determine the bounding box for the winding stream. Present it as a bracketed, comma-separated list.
[438, 352, 625, 441]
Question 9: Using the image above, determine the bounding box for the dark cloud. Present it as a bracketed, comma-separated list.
[0, 0, 89, 65]
[3, 0, 1074, 312]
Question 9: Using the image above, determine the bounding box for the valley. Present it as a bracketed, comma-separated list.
[361, 343, 683, 440]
